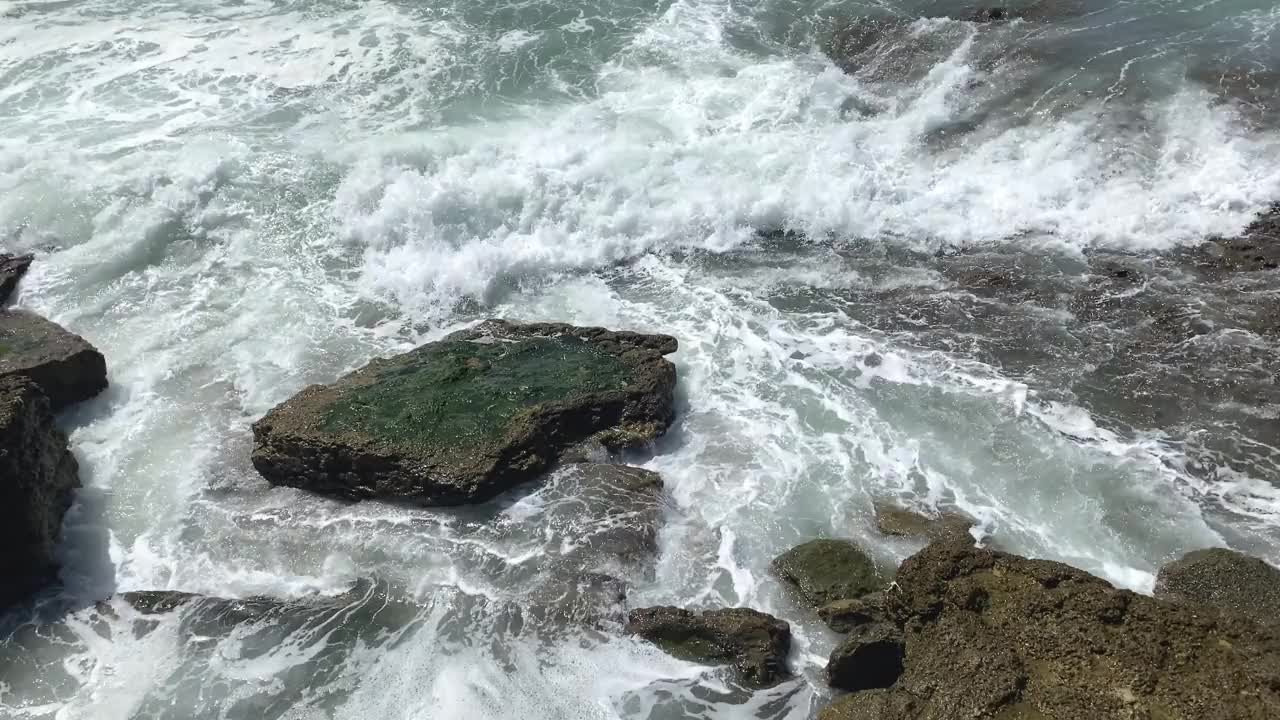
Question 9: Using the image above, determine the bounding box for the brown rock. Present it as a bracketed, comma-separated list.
[626, 606, 791, 687]
[0, 310, 108, 411]
[818, 689, 922, 720]
[1156, 547, 1280, 625]
[861, 535, 1280, 719]
[873, 501, 975, 539]
[818, 592, 888, 633]
[772, 539, 886, 608]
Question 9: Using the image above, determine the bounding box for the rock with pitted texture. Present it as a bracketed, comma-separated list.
[626, 606, 791, 687]
[0, 310, 108, 411]
[251, 320, 678, 506]
[1155, 547, 1280, 625]
[0, 377, 80, 609]
[815, 534, 1280, 719]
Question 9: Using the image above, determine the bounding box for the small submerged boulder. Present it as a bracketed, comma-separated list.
[772, 539, 885, 608]
[252, 320, 678, 505]
[0, 253, 33, 304]
[0, 377, 80, 608]
[0, 310, 108, 411]
[533, 463, 665, 569]
[626, 606, 792, 687]
[873, 501, 974, 539]
[1156, 547, 1280, 625]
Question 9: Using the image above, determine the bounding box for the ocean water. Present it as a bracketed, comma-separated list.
[2, 0, 1279, 717]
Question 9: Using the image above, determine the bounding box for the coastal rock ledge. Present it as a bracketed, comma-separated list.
[252, 320, 678, 505]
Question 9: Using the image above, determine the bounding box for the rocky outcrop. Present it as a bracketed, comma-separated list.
[1197, 205, 1280, 273]
[0, 253, 33, 305]
[626, 606, 791, 687]
[772, 539, 885, 609]
[251, 320, 678, 506]
[0, 377, 80, 608]
[0, 310, 108, 411]
[817, 535, 1280, 719]
[1156, 547, 1280, 625]
[873, 502, 974, 539]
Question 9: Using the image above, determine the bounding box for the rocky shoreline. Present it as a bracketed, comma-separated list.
[3, 204, 1280, 717]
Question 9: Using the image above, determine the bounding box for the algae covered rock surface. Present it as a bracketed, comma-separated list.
[626, 606, 791, 687]
[251, 320, 677, 505]
[772, 538, 885, 608]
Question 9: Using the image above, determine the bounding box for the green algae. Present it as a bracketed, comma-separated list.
[320, 336, 632, 448]
[772, 539, 885, 607]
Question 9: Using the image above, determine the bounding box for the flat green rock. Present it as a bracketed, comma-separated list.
[251, 320, 678, 505]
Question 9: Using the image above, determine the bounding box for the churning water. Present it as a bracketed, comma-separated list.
[2, 0, 1280, 717]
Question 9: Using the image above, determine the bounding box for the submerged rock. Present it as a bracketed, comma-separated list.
[1198, 205, 1280, 273]
[827, 534, 1280, 719]
[626, 606, 791, 687]
[0, 377, 80, 608]
[251, 320, 678, 505]
[772, 539, 885, 608]
[0, 310, 108, 411]
[0, 253, 33, 305]
[873, 501, 974, 539]
[1155, 547, 1280, 625]
[532, 463, 665, 569]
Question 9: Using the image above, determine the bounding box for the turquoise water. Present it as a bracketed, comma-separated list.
[1, 0, 1279, 717]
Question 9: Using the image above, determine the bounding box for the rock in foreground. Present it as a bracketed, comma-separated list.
[0, 253, 33, 304]
[0, 310, 108, 411]
[626, 606, 791, 687]
[252, 320, 677, 505]
[772, 538, 885, 608]
[827, 535, 1280, 719]
[1155, 547, 1280, 625]
[0, 377, 80, 608]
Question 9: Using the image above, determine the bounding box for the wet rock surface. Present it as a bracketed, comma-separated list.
[625, 606, 791, 687]
[0, 253, 33, 305]
[0, 377, 80, 609]
[0, 310, 108, 411]
[762, 207, 1280, 500]
[873, 502, 974, 539]
[252, 320, 678, 505]
[819, 592, 888, 634]
[819, 534, 1280, 719]
[772, 539, 885, 608]
[1156, 547, 1280, 625]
